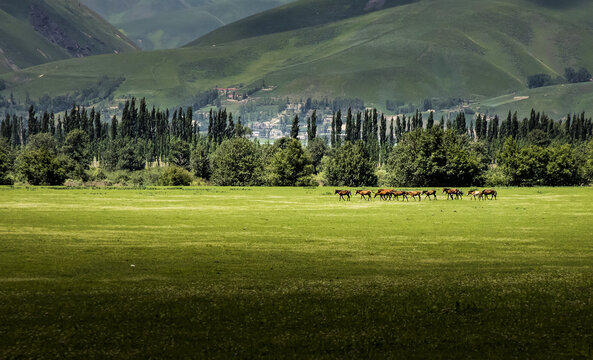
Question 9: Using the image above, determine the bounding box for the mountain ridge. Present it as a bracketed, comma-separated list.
[0, 0, 138, 73]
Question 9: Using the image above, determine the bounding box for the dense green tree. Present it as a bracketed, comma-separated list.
[104, 139, 145, 171]
[291, 115, 299, 139]
[0, 138, 13, 184]
[210, 138, 262, 186]
[584, 140, 593, 183]
[168, 138, 191, 170]
[325, 141, 377, 187]
[307, 137, 327, 174]
[546, 144, 580, 186]
[190, 143, 210, 179]
[63, 129, 91, 167]
[427, 111, 434, 129]
[386, 128, 482, 187]
[16, 134, 66, 185]
[500, 137, 549, 186]
[266, 138, 314, 186]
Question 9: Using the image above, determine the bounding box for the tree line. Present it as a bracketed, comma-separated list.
[1, 98, 592, 187]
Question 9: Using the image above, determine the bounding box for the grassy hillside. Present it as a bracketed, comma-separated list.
[3, 0, 593, 116]
[475, 82, 593, 119]
[80, 0, 295, 50]
[0, 0, 137, 74]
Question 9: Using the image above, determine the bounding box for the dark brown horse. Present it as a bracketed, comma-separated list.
[482, 189, 497, 200]
[356, 190, 372, 200]
[422, 190, 437, 200]
[406, 191, 422, 201]
[335, 190, 351, 201]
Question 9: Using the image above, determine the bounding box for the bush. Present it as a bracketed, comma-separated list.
[16, 148, 66, 185]
[483, 166, 511, 187]
[159, 166, 193, 186]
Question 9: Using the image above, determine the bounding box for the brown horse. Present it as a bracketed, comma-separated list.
[356, 190, 372, 200]
[468, 190, 483, 200]
[442, 188, 462, 200]
[482, 189, 497, 200]
[422, 190, 437, 200]
[406, 191, 422, 201]
[335, 190, 351, 201]
[391, 190, 408, 201]
[374, 190, 392, 201]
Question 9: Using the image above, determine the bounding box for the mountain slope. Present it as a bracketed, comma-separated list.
[3, 0, 593, 117]
[0, 0, 138, 73]
[80, 0, 295, 50]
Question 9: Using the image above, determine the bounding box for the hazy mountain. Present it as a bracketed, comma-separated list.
[79, 0, 295, 50]
[0, 0, 138, 74]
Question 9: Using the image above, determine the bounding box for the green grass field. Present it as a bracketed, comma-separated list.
[1, 186, 593, 358]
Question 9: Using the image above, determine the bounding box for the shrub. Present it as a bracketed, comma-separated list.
[16, 148, 66, 185]
[483, 166, 511, 187]
[159, 166, 193, 186]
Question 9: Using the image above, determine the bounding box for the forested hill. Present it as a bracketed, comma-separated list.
[79, 0, 296, 50]
[0, 0, 138, 74]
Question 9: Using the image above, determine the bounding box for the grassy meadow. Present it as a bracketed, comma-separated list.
[1, 186, 593, 358]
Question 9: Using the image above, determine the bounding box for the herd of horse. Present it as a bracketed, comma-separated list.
[334, 188, 498, 201]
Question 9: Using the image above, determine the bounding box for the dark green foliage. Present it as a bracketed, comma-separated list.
[307, 137, 327, 174]
[386, 128, 483, 187]
[308, 110, 318, 140]
[16, 134, 66, 185]
[290, 115, 299, 139]
[168, 138, 191, 170]
[63, 129, 91, 167]
[527, 73, 553, 88]
[0, 138, 13, 184]
[190, 143, 210, 179]
[427, 111, 434, 129]
[565, 67, 592, 83]
[105, 139, 145, 171]
[266, 138, 314, 186]
[499, 137, 583, 186]
[454, 112, 467, 135]
[325, 141, 377, 187]
[210, 137, 262, 186]
[159, 166, 193, 186]
[584, 141, 593, 182]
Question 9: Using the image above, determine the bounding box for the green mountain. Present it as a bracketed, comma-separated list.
[79, 0, 295, 50]
[3, 0, 593, 117]
[0, 0, 138, 74]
